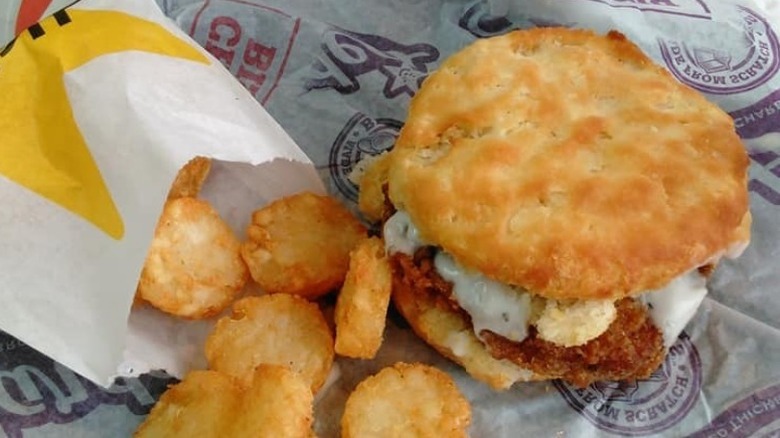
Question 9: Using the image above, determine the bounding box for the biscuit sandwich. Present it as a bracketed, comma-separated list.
[357, 28, 751, 390]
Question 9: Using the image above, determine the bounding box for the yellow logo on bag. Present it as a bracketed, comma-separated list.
[0, 9, 208, 239]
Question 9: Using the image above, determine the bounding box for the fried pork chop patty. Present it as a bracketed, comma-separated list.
[391, 249, 665, 387]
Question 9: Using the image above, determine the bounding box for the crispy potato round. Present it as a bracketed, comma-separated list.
[234, 365, 314, 438]
[334, 237, 392, 359]
[138, 197, 248, 319]
[241, 192, 367, 299]
[167, 156, 212, 199]
[135, 367, 313, 438]
[134, 370, 239, 438]
[341, 362, 472, 438]
[205, 294, 334, 393]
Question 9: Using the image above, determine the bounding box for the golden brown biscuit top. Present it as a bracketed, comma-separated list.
[387, 28, 750, 300]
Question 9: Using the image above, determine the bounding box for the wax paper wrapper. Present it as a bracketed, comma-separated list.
[2, 0, 780, 437]
[0, 0, 323, 389]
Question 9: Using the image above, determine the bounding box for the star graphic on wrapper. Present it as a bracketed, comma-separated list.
[0, 8, 208, 239]
[692, 47, 732, 74]
[379, 54, 430, 98]
[592, 380, 641, 403]
[590, 358, 672, 403]
[646, 360, 672, 382]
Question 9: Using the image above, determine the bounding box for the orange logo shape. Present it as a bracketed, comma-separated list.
[15, 0, 54, 35]
[0, 9, 208, 239]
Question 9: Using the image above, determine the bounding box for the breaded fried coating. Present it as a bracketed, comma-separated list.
[482, 299, 665, 388]
[391, 252, 539, 390]
[334, 237, 393, 359]
[138, 197, 248, 319]
[392, 250, 664, 388]
[205, 294, 334, 393]
[534, 298, 617, 347]
[241, 192, 367, 299]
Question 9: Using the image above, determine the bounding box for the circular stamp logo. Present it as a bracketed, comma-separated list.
[658, 6, 779, 95]
[554, 333, 703, 436]
[329, 112, 402, 202]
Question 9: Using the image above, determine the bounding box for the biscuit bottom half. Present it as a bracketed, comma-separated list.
[390, 249, 666, 389]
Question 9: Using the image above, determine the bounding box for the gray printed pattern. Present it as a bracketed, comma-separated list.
[0, 0, 778, 436]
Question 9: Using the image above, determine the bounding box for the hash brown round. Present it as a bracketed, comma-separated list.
[138, 197, 248, 319]
[334, 237, 393, 359]
[204, 294, 334, 393]
[241, 192, 367, 299]
[341, 362, 472, 438]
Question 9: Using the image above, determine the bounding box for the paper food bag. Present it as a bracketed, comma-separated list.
[0, 0, 323, 386]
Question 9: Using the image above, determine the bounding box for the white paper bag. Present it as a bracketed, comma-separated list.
[0, 0, 323, 386]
